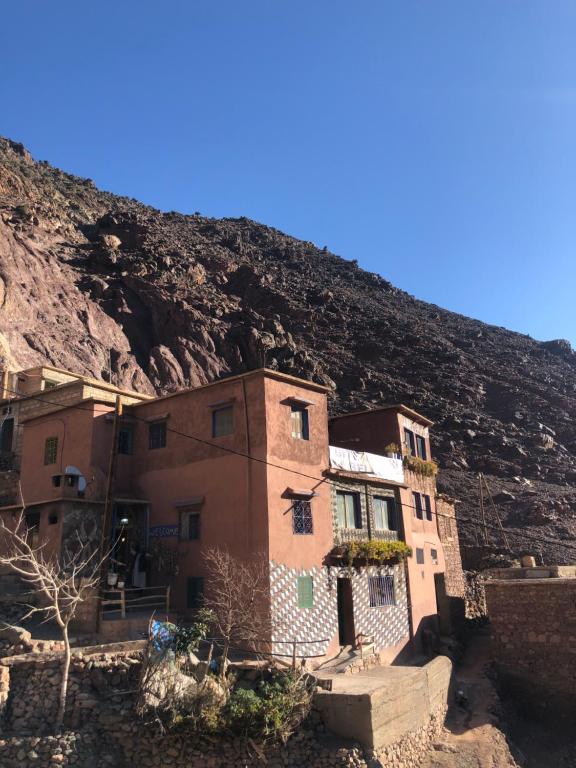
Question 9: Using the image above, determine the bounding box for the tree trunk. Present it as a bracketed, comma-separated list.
[220, 638, 230, 680]
[56, 624, 71, 731]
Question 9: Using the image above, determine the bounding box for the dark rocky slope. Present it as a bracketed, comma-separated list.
[1, 137, 575, 562]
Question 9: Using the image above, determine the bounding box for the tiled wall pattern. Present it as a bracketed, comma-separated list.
[269, 560, 410, 658]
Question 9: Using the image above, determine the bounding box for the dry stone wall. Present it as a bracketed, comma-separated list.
[0, 642, 451, 768]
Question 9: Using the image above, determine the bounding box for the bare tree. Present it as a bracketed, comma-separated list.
[0, 511, 104, 730]
[202, 548, 271, 675]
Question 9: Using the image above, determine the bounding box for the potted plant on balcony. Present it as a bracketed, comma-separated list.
[330, 540, 412, 569]
[384, 443, 401, 459]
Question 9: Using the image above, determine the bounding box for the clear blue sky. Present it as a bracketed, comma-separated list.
[1, 1, 575, 345]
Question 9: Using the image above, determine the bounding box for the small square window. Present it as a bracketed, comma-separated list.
[48, 514, 58, 525]
[187, 577, 204, 610]
[149, 421, 167, 450]
[431, 548, 439, 565]
[369, 575, 396, 607]
[212, 406, 234, 437]
[180, 510, 201, 541]
[44, 437, 58, 465]
[416, 547, 425, 565]
[290, 406, 309, 440]
[297, 576, 314, 608]
[292, 500, 313, 535]
[118, 426, 134, 455]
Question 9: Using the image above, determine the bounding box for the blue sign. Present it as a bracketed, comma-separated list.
[149, 524, 179, 538]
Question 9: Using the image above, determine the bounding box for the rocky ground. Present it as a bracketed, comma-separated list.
[1, 136, 575, 564]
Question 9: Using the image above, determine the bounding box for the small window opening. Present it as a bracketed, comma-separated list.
[212, 406, 234, 438]
[292, 500, 313, 535]
[149, 421, 167, 450]
[290, 406, 309, 440]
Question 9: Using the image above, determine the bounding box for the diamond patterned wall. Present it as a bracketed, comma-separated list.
[269, 560, 410, 659]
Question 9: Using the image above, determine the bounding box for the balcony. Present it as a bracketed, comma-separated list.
[329, 446, 404, 484]
[0, 452, 18, 472]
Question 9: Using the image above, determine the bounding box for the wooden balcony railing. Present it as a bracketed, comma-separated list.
[101, 585, 170, 619]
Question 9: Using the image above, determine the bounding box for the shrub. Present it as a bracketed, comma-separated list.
[403, 455, 438, 477]
[334, 540, 412, 565]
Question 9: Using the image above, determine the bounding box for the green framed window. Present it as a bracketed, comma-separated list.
[44, 437, 58, 465]
[297, 576, 313, 608]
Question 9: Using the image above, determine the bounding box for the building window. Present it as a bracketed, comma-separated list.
[212, 406, 234, 437]
[416, 435, 427, 460]
[368, 575, 396, 607]
[336, 491, 362, 529]
[431, 548, 439, 565]
[43, 380, 59, 391]
[149, 421, 167, 450]
[404, 428, 417, 457]
[292, 500, 313, 535]
[65, 475, 78, 487]
[48, 514, 58, 525]
[290, 406, 309, 440]
[373, 496, 396, 530]
[416, 547, 425, 564]
[297, 576, 314, 608]
[180, 509, 201, 541]
[424, 495, 433, 521]
[52, 475, 61, 487]
[187, 577, 204, 609]
[413, 492, 423, 520]
[0, 417, 14, 453]
[118, 425, 134, 455]
[44, 437, 58, 465]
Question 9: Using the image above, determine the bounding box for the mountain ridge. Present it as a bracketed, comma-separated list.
[1, 136, 575, 563]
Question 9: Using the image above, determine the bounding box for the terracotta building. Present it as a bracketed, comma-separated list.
[0, 365, 461, 661]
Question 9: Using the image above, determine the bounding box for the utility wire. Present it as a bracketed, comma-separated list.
[3, 385, 576, 556]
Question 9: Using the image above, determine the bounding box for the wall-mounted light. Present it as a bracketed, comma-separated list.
[120, 517, 129, 525]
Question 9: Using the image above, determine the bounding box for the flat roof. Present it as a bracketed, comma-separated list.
[129, 367, 330, 410]
[3, 372, 152, 406]
[18, 397, 119, 424]
[330, 403, 433, 427]
[325, 468, 408, 489]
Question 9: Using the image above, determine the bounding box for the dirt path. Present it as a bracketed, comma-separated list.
[421, 630, 519, 768]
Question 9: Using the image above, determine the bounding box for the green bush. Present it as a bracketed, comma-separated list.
[335, 540, 412, 565]
[403, 455, 438, 477]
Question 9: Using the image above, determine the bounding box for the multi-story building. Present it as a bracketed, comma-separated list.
[0, 365, 460, 662]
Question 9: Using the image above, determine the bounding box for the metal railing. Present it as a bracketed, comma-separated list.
[101, 584, 170, 619]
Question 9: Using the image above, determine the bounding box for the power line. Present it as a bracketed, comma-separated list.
[3, 384, 576, 556]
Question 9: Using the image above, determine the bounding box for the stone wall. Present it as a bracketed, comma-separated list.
[435, 495, 465, 598]
[484, 577, 576, 717]
[0, 642, 452, 768]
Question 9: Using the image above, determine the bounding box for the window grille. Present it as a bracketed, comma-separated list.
[368, 575, 396, 607]
[44, 437, 58, 465]
[416, 547, 425, 564]
[292, 500, 313, 534]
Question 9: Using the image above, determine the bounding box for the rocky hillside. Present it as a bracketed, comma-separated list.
[1, 137, 575, 563]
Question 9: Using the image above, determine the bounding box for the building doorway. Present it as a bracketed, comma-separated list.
[337, 577, 356, 646]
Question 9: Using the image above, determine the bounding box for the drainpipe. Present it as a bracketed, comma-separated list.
[403, 557, 415, 643]
[241, 379, 252, 554]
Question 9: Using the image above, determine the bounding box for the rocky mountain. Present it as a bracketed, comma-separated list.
[1, 137, 575, 564]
